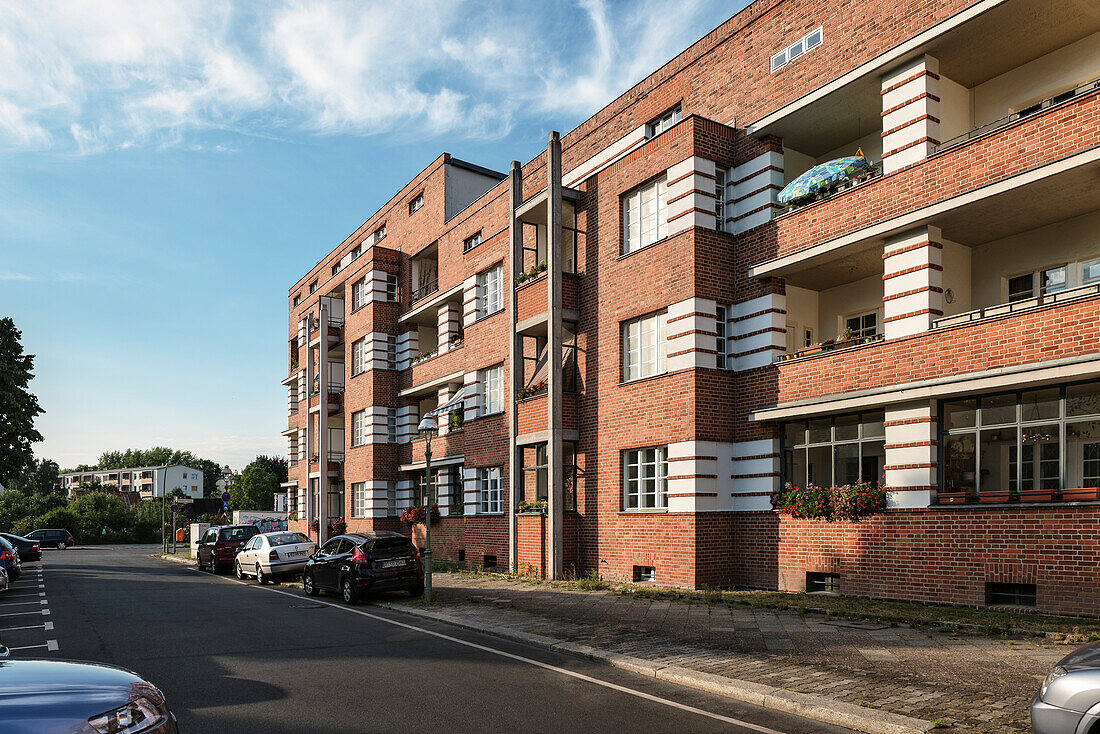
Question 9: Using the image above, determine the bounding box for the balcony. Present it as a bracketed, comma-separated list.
[515, 271, 580, 328]
[516, 392, 580, 439]
[410, 243, 439, 305]
[934, 283, 1100, 329]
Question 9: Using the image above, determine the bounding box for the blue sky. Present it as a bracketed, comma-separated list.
[0, 0, 746, 470]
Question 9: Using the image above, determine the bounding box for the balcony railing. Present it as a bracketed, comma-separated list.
[410, 279, 439, 304]
[933, 283, 1100, 329]
[776, 333, 884, 363]
[327, 450, 345, 463]
[778, 168, 883, 215]
[933, 76, 1100, 154]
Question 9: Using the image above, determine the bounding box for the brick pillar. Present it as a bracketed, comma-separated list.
[881, 55, 940, 174]
[884, 402, 937, 508]
[883, 225, 943, 339]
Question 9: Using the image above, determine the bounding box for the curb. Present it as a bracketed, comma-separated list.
[376, 601, 934, 734]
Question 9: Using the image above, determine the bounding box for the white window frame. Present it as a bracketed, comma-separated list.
[351, 410, 367, 447]
[480, 364, 504, 416]
[386, 408, 398, 444]
[479, 467, 502, 514]
[1083, 257, 1100, 286]
[352, 278, 368, 310]
[385, 335, 397, 370]
[715, 304, 730, 369]
[463, 230, 482, 252]
[843, 311, 879, 339]
[622, 310, 668, 382]
[771, 26, 823, 73]
[646, 106, 681, 138]
[714, 169, 726, 232]
[409, 193, 423, 215]
[352, 482, 368, 517]
[385, 273, 398, 301]
[373, 224, 386, 244]
[623, 446, 668, 511]
[478, 264, 503, 318]
[622, 176, 668, 255]
[387, 480, 397, 516]
[352, 337, 366, 376]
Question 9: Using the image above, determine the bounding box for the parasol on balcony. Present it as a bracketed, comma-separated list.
[777, 154, 873, 205]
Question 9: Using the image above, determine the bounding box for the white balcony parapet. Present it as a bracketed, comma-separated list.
[933, 283, 1100, 329]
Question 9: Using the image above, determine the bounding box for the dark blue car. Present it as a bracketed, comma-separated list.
[0, 537, 21, 583]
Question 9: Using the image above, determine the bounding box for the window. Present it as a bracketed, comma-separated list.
[352, 482, 368, 517]
[986, 582, 1036, 607]
[478, 263, 503, 317]
[771, 26, 823, 72]
[373, 224, 386, 244]
[844, 311, 878, 339]
[352, 279, 368, 310]
[482, 555, 497, 569]
[386, 408, 398, 443]
[480, 364, 504, 415]
[715, 305, 729, 369]
[714, 169, 726, 232]
[623, 446, 668, 510]
[309, 280, 317, 294]
[463, 230, 482, 252]
[385, 273, 398, 301]
[783, 412, 886, 488]
[1007, 273, 1034, 302]
[350, 244, 361, 260]
[331, 263, 340, 277]
[807, 572, 840, 593]
[646, 105, 681, 138]
[633, 566, 656, 582]
[352, 338, 366, 376]
[942, 381, 1100, 497]
[622, 177, 668, 254]
[293, 294, 301, 307]
[408, 193, 423, 215]
[1008, 265, 1070, 302]
[479, 467, 502, 513]
[1083, 258, 1100, 285]
[352, 410, 367, 447]
[387, 480, 397, 516]
[622, 310, 668, 381]
[385, 335, 397, 370]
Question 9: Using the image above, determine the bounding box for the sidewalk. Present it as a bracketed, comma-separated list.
[377, 572, 1066, 733]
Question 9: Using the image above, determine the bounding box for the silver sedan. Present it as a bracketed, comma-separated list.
[234, 531, 317, 584]
[1033, 641, 1100, 733]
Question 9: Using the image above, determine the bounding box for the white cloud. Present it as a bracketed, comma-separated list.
[0, 0, 732, 153]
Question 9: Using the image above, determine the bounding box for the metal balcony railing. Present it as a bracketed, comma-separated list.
[933, 283, 1100, 329]
[776, 332, 884, 363]
[410, 279, 439, 304]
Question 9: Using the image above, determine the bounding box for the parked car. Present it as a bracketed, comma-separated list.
[0, 657, 178, 734]
[24, 528, 74, 550]
[0, 533, 40, 562]
[1033, 640, 1100, 733]
[303, 532, 423, 604]
[235, 531, 317, 584]
[0, 537, 21, 583]
[195, 525, 259, 574]
[0, 566, 8, 593]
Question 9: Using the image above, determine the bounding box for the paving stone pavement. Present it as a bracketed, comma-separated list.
[393, 573, 1073, 732]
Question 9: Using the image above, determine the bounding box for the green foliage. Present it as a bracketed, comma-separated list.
[5, 458, 61, 497]
[774, 480, 887, 522]
[249, 455, 288, 485]
[229, 464, 278, 511]
[0, 318, 45, 485]
[68, 447, 224, 499]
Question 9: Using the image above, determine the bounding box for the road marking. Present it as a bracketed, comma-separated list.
[0, 601, 46, 608]
[44, 621, 53, 631]
[0, 593, 46, 599]
[0, 623, 51, 632]
[8, 643, 51, 652]
[0, 610, 49, 618]
[46, 640, 58, 651]
[197, 570, 784, 734]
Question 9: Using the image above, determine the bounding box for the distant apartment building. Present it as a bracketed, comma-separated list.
[60, 465, 204, 500]
[284, 0, 1100, 615]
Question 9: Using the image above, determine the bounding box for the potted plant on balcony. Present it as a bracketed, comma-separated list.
[400, 504, 441, 525]
[978, 489, 1014, 504]
[448, 409, 463, 432]
[1059, 487, 1100, 502]
[517, 499, 548, 514]
[1017, 487, 1058, 503]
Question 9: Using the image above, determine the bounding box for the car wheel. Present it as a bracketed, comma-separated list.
[304, 572, 318, 597]
[409, 583, 424, 598]
[256, 564, 267, 585]
[196, 555, 205, 571]
[341, 577, 358, 605]
[235, 561, 245, 579]
[57, 542, 67, 550]
[209, 556, 218, 574]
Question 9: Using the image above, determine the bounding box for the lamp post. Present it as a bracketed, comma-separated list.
[417, 416, 436, 603]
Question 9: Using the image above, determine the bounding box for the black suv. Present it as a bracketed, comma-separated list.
[304, 532, 423, 604]
[0, 533, 41, 562]
[25, 528, 74, 550]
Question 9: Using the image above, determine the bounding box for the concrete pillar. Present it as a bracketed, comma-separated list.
[317, 302, 330, 545]
[438, 302, 461, 353]
[547, 131, 564, 581]
[882, 225, 943, 339]
[507, 160, 523, 574]
[881, 55, 941, 174]
[436, 384, 452, 436]
[884, 402, 937, 508]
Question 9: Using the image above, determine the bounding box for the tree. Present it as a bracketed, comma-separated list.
[0, 318, 44, 484]
[229, 464, 278, 511]
[250, 455, 288, 485]
[6, 458, 61, 497]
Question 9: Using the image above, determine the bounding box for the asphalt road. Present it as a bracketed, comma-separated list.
[19, 546, 856, 733]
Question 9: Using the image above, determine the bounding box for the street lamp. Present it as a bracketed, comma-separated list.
[417, 415, 436, 603]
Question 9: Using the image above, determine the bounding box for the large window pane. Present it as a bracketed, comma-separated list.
[1068, 421, 1100, 488]
[862, 412, 886, 439]
[808, 419, 831, 444]
[806, 445, 832, 486]
[784, 422, 806, 448]
[834, 415, 859, 441]
[1021, 388, 1060, 422]
[834, 443, 860, 485]
[1067, 382, 1100, 418]
[943, 434, 976, 494]
[944, 400, 977, 429]
[1021, 424, 1060, 490]
[861, 440, 885, 485]
[981, 393, 1016, 425]
[979, 427, 1014, 494]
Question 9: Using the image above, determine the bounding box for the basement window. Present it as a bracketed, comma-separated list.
[457, 549, 465, 563]
[482, 554, 497, 569]
[986, 582, 1036, 607]
[633, 565, 656, 583]
[807, 572, 840, 593]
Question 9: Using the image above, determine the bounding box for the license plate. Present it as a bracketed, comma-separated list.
[381, 559, 406, 569]
[286, 551, 306, 558]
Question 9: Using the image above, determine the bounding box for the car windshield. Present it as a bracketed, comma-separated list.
[267, 533, 305, 547]
[219, 527, 257, 542]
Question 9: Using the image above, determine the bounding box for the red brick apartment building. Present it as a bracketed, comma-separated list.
[284, 0, 1100, 615]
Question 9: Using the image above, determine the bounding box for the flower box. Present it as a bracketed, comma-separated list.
[978, 491, 1014, 504]
[1017, 489, 1056, 503]
[936, 492, 973, 504]
[1060, 488, 1100, 502]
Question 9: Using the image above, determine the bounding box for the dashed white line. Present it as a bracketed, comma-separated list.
[0, 610, 49, 618]
[0, 623, 51, 632]
[46, 640, 58, 651]
[0, 601, 47, 608]
[44, 622, 53, 631]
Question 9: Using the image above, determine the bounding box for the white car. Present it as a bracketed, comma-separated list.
[234, 531, 317, 584]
